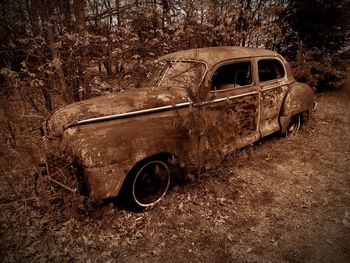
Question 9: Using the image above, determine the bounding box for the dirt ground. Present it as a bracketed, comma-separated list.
[1, 74, 350, 262]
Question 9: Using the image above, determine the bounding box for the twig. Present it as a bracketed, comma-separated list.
[47, 177, 77, 193]
[20, 114, 46, 120]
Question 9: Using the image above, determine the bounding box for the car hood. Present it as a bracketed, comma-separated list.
[47, 86, 189, 136]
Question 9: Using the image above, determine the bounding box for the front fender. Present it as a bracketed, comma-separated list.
[279, 82, 315, 131]
[61, 110, 191, 199]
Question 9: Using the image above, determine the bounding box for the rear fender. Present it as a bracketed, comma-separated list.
[279, 82, 315, 132]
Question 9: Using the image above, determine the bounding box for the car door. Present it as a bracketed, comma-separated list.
[257, 57, 289, 137]
[201, 59, 260, 155]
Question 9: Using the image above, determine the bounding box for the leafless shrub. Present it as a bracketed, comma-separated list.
[170, 51, 228, 180]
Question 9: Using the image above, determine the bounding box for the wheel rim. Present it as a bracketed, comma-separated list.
[132, 160, 170, 207]
[286, 114, 301, 136]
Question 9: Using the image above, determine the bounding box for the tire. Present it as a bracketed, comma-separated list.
[286, 114, 301, 137]
[124, 159, 171, 210]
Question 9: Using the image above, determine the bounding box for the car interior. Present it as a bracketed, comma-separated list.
[210, 61, 252, 91]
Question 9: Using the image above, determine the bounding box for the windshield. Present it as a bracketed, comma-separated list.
[158, 61, 206, 90]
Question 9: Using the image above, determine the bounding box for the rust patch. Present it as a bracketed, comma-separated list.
[259, 85, 288, 136]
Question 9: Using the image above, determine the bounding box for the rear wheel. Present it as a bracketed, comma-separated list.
[124, 159, 171, 210]
[286, 114, 301, 136]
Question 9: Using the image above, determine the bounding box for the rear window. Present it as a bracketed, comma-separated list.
[258, 59, 285, 82]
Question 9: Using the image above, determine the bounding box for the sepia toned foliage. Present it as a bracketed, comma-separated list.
[1, 0, 348, 105]
[282, 0, 350, 89]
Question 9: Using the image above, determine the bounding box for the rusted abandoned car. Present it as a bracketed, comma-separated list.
[40, 46, 315, 209]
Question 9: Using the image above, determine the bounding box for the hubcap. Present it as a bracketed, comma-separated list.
[132, 160, 170, 207]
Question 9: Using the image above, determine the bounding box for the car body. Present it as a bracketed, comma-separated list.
[42, 46, 315, 209]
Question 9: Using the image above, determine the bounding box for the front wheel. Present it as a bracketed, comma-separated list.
[286, 114, 301, 137]
[123, 160, 171, 210]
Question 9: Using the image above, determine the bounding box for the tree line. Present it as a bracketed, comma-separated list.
[0, 0, 349, 114]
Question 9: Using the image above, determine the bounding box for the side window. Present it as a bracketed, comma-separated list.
[258, 59, 285, 82]
[211, 61, 252, 90]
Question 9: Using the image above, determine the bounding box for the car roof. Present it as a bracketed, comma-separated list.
[160, 46, 279, 68]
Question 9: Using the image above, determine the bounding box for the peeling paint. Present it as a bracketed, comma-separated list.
[156, 94, 172, 102]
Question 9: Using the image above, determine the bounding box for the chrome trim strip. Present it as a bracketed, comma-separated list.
[201, 91, 259, 105]
[71, 102, 191, 127]
[261, 85, 284, 92]
[70, 91, 259, 128]
[260, 80, 293, 92]
[210, 83, 254, 93]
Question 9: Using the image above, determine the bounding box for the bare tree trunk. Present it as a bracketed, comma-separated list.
[74, 0, 89, 100]
[35, 1, 70, 102]
[63, 0, 73, 29]
[42, 87, 52, 112]
[46, 20, 70, 102]
[161, 0, 172, 27]
[115, 0, 122, 26]
[237, 0, 253, 47]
